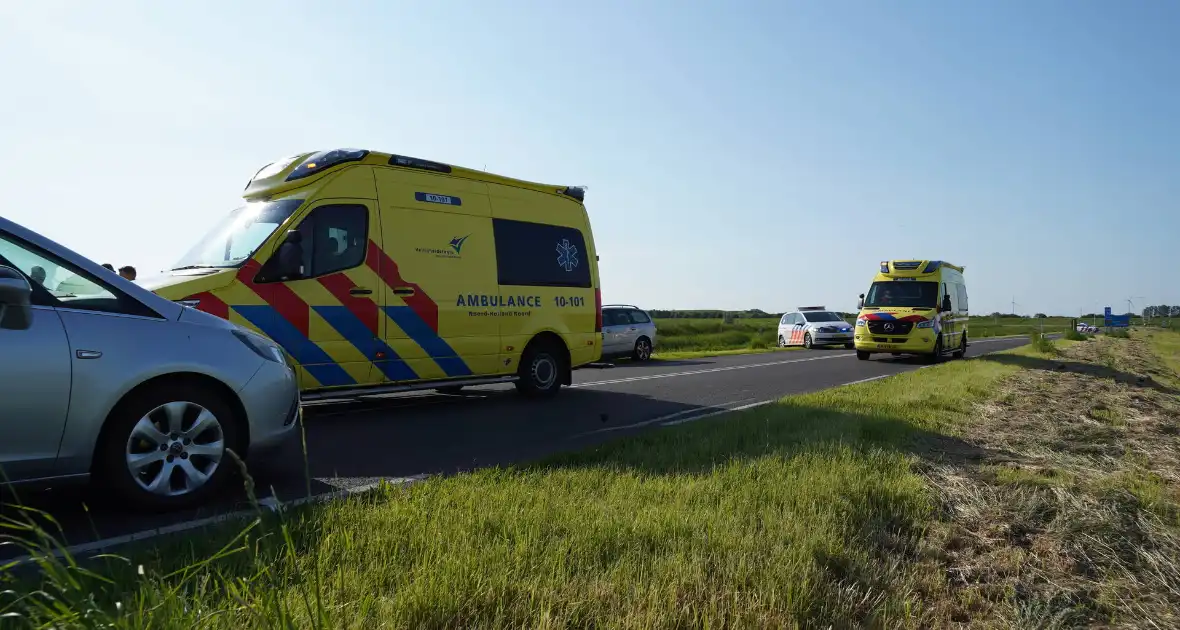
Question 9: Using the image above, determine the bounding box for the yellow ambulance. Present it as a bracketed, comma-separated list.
[853, 259, 969, 362]
[144, 149, 602, 400]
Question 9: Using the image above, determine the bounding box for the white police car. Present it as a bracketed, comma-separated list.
[777, 306, 856, 349]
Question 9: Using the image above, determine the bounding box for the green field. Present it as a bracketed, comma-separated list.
[5, 332, 1178, 627]
[652, 315, 1117, 357]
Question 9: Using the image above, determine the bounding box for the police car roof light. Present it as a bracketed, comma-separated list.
[798, 306, 826, 311]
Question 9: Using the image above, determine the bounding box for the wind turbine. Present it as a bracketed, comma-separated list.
[1127, 296, 1144, 316]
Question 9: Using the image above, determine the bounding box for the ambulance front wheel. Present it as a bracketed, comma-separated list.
[856, 350, 870, 361]
[516, 338, 566, 398]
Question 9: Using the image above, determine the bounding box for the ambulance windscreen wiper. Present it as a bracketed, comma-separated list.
[170, 264, 222, 271]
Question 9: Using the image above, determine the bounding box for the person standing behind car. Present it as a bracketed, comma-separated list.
[118, 265, 137, 281]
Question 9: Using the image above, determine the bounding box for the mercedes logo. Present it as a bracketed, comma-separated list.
[883, 323, 895, 332]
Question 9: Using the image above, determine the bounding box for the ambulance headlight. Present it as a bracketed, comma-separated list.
[855, 319, 866, 327]
[915, 320, 935, 329]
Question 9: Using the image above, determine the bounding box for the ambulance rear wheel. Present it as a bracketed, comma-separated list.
[515, 339, 565, 398]
[856, 351, 870, 361]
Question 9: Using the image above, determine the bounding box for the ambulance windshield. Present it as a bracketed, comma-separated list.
[863, 281, 939, 308]
[171, 198, 304, 270]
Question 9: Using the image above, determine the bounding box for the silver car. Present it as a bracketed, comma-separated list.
[601, 304, 658, 361]
[0, 217, 299, 511]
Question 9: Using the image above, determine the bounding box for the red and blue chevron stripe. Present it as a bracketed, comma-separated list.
[182, 240, 472, 388]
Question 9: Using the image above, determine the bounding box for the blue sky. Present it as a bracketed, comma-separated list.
[1, 1, 1176, 316]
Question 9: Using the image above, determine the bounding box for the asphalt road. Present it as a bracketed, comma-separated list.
[1, 336, 1035, 559]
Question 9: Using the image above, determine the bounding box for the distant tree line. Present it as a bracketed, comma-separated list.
[1142, 305, 1180, 318]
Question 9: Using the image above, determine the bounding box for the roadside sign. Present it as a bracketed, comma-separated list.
[1104, 307, 1130, 328]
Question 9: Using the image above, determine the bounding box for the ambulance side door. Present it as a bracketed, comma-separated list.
[374, 168, 501, 380]
[255, 200, 386, 389]
[940, 281, 957, 347]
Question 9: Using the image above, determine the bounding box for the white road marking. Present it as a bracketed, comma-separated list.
[571, 353, 853, 388]
[836, 374, 893, 387]
[572, 336, 1029, 434]
[661, 399, 777, 426]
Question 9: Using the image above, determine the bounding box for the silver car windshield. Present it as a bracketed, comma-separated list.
[172, 198, 304, 270]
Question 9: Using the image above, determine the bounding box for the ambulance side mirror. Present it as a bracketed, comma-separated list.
[257, 230, 305, 283]
[857, 294, 864, 309]
[276, 230, 305, 278]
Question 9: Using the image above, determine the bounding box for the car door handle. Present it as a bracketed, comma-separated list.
[76, 349, 102, 360]
[349, 288, 372, 296]
[393, 287, 415, 296]
[629, 327, 637, 331]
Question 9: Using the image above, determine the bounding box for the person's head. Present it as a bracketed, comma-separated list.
[118, 265, 137, 281]
[29, 266, 46, 284]
[102, 263, 115, 272]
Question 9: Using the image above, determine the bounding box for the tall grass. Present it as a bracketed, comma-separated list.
[1029, 331, 1058, 354]
[654, 317, 781, 351]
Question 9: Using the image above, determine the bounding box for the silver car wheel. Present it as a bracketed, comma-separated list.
[636, 339, 652, 361]
[125, 401, 225, 497]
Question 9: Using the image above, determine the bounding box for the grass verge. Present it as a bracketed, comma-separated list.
[3, 334, 1178, 627]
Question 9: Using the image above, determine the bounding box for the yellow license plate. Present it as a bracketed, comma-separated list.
[877, 344, 898, 349]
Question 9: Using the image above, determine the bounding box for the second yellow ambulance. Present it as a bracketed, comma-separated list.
[854, 259, 969, 362]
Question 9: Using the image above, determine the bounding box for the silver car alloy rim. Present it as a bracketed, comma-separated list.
[125, 401, 225, 497]
[638, 341, 651, 360]
[531, 355, 557, 389]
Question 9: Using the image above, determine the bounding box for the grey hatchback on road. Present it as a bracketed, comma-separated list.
[0, 217, 299, 511]
[601, 304, 658, 361]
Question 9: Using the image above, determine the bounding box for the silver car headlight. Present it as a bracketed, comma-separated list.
[233, 329, 288, 365]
